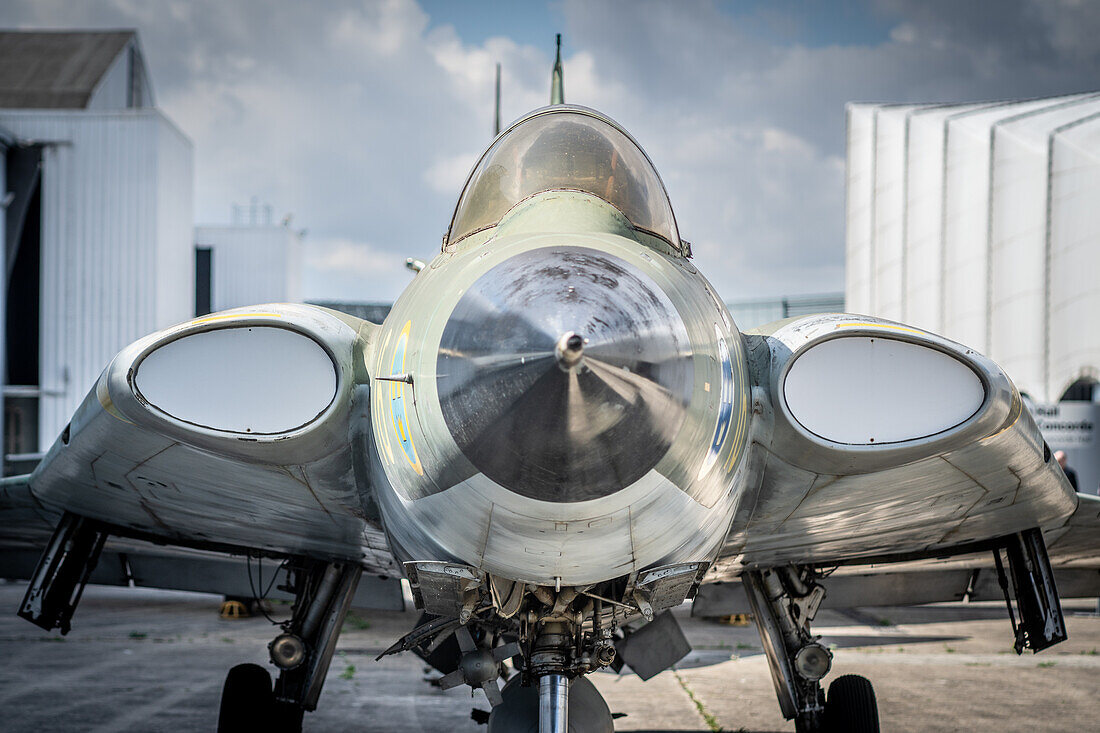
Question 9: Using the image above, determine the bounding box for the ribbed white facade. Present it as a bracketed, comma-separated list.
[1049, 120, 1100, 401]
[0, 110, 193, 451]
[845, 93, 1100, 403]
[194, 225, 303, 312]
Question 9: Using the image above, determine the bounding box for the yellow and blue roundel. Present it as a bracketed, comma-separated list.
[389, 321, 423, 475]
[699, 324, 735, 478]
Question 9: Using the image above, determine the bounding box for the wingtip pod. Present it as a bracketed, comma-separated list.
[748, 313, 1023, 476]
[75, 303, 368, 465]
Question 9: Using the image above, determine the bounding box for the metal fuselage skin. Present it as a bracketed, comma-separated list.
[366, 193, 751, 586]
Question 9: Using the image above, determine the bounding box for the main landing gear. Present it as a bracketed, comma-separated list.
[746, 529, 1066, 732]
[217, 559, 361, 733]
[743, 566, 879, 733]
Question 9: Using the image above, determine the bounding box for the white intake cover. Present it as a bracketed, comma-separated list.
[134, 326, 337, 434]
[783, 336, 985, 445]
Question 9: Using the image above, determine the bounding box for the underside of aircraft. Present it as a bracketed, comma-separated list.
[3, 39, 1099, 733]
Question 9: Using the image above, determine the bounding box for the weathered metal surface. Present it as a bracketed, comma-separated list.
[3, 104, 1096, 668]
[711, 312, 1077, 577]
[404, 561, 482, 617]
[369, 191, 748, 586]
[635, 562, 706, 614]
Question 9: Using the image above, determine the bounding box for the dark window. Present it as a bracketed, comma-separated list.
[195, 247, 212, 316]
[5, 174, 40, 387]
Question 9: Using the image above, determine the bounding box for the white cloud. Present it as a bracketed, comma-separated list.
[8, 0, 1100, 303]
[761, 127, 816, 157]
[423, 152, 478, 196]
[307, 237, 404, 278]
[890, 23, 917, 44]
[303, 237, 410, 301]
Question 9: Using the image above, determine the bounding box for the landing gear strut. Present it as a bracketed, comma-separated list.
[216, 559, 361, 733]
[744, 566, 879, 733]
[531, 621, 572, 733]
[539, 673, 569, 732]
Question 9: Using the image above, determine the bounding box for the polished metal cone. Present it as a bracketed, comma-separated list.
[437, 246, 693, 502]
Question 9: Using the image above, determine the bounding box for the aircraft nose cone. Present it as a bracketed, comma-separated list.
[436, 246, 693, 502]
[555, 331, 585, 370]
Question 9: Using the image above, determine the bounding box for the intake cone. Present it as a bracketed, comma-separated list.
[436, 247, 693, 502]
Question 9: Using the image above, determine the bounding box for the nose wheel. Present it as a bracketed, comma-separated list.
[216, 663, 305, 732]
[488, 674, 613, 733]
[216, 559, 361, 733]
[823, 674, 879, 733]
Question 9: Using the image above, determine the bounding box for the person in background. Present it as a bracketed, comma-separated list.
[1054, 450, 1079, 491]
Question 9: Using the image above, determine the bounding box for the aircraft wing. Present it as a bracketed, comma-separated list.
[4, 304, 398, 576]
[709, 313, 1085, 586]
[696, 494, 1100, 615]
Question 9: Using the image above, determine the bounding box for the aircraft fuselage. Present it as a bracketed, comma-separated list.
[367, 191, 751, 586]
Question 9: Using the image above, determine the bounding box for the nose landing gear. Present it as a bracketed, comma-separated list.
[216, 559, 361, 733]
[744, 566, 880, 733]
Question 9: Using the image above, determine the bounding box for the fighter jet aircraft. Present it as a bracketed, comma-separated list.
[3, 40, 1100, 733]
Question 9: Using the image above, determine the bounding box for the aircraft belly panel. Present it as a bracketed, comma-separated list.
[30, 404, 394, 570]
[380, 467, 739, 586]
[721, 414, 1074, 570]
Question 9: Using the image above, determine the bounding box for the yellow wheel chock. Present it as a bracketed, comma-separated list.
[219, 600, 250, 619]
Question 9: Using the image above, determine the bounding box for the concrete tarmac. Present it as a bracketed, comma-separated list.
[1, 580, 1098, 732]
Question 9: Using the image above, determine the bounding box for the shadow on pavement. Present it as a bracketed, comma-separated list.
[653, 632, 969, 670]
[818, 633, 967, 648]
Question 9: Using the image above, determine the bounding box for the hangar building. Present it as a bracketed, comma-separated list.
[195, 219, 303, 315]
[0, 31, 193, 474]
[1, 31, 305, 476]
[846, 92, 1100, 493]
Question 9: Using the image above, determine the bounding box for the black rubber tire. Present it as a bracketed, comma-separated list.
[825, 674, 880, 733]
[217, 663, 274, 732]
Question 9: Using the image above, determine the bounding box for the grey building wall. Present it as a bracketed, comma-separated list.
[194, 225, 303, 312]
[0, 110, 194, 453]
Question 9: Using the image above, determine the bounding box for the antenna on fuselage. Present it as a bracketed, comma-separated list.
[550, 34, 564, 105]
[493, 63, 502, 137]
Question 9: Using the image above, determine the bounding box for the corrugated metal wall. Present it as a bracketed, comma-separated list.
[194, 225, 303, 312]
[988, 96, 1100, 397]
[871, 106, 909, 321]
[845, 93, 1100, 402]
[844, 104, 875, 315]
[1049, 118, 1100, 400]
[0, 110, 193, 451]
[903, 105, 967, 334]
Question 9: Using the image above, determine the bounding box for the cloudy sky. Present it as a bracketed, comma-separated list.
[5, 0, 1100, 302]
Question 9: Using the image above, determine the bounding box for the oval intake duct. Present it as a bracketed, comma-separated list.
[783, 335, 985, 445]
[134, 326, 338, 434]
[436, 246, 693, 502]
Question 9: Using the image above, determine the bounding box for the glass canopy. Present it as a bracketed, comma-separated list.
[447, 106, 681, 251]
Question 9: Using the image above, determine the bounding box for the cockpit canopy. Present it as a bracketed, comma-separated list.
[446, 106, 682, 253]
